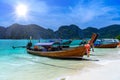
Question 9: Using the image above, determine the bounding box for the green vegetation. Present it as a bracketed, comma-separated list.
[55, 24, 83, 39]
[116, 35, 120, 40]
[0, 23, 120, 39]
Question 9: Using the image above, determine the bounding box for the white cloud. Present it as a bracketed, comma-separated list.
[70, 0, 113, 23]
[1, 0, 120, 30]
[41, 0, 120, 29]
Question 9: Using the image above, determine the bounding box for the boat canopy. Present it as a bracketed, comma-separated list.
[35, 42, 54, 46]
[95, 39, 119, 45]
[35, 42, 61, 46]
[101, 39, 119, 43]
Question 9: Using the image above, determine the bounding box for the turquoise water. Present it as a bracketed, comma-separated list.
[0, 40, 120, 80]
[0, 40, 87, 80]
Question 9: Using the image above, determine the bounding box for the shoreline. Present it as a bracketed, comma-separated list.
[64, 59, 120, 80]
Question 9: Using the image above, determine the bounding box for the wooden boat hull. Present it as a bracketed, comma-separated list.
[27, 46, 86, 58]
[95, 43, 118, 48]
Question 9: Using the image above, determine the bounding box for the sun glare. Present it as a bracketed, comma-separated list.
[15, 4, 28, 17]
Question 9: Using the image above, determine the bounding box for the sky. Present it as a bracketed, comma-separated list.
[0, 0, 120, 30]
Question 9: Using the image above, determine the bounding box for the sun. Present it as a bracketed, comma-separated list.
[15, 4, 28, 17]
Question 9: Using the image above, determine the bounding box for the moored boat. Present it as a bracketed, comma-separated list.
[94, 39, 119, 48]
[27, 33, 98, 58]
[61, 40, 72, 48]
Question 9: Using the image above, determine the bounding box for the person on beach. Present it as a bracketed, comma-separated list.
[27, 42, 32, 49]
[34, 46, 39, 51]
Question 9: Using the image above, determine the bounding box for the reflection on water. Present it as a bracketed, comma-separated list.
[0, 40, 120, 80]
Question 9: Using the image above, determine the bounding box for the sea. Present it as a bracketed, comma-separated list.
[0, 39, 120, 80]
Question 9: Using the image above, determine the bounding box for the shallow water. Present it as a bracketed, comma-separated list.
[0, 40, 120, 80]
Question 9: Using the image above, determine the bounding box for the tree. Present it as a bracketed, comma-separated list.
[115, 35, 120, 40]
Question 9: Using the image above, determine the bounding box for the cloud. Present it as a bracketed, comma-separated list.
[42, 0, 120, 29]
[1, 0, 120, 30]
[62, 0, 120, 28]
[70, 0, 113, 22]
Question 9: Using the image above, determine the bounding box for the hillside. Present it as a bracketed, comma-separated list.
[83, 27, 99, 38]
[0, 23, 120, 39]
[0, 26, 6, 39]
[5, 23, 54, 39]
[99, 24, 120, 38]
[55, 24, 83, 39]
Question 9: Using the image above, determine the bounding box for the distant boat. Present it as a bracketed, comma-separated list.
[27, 33, 98, 58]
[61, 40, 72, 48]
[94, 39, 119, 48]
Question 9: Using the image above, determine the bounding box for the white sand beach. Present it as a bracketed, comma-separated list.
[61, 48, 120, 80]
[67, 60, 120, 80]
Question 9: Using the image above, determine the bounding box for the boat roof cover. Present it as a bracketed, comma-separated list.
[35, 42, 54, 46]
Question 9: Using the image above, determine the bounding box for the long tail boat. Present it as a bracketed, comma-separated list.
[27, 33, 98, 58]
[61, 40, 72, 48]
[94, 39, 119, 48]
[95, 43, 118, 48]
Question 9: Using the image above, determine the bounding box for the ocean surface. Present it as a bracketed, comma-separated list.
[0, 39, 120, 80]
